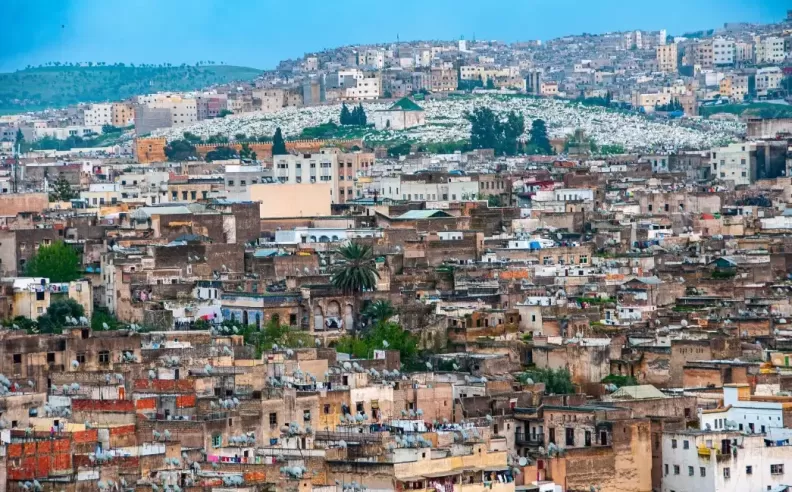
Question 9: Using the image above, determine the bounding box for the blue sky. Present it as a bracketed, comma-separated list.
[1, 0, 786, 72]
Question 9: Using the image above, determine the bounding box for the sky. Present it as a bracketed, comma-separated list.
[1, 0, 787, 72]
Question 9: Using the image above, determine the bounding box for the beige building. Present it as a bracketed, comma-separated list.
[247, 182, 332, 218]
[656, 43, 678, 73]
[81, 103, 113, 127]
[540, 82, 559, 96]
[321, 148, 375, 204]
[111, 103, 135, 127]
[2, 277, 92, 321]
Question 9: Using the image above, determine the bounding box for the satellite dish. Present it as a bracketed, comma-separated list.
[518, 457, 528, 467]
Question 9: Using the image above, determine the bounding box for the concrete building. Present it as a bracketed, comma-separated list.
[656, 43, 679, 73]
[81, 103, 113, 127]
[134, 105, 173, 135]
[756, 67, 784, 96]
[712, 38, 735, 65]
[734, 41, 754, 63]
[379, 173, 479, 202]
[661, 429, 792, 492]
[372, 98, 426, 131]
[247, 182, 332, 218]
[272, 152, 339, 203]
[755, 36, 786, 64]
[111, 103, 135, 127]
[710, 142, 758, 186]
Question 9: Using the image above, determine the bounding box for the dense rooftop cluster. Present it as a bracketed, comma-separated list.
[0, 8, 790, 492]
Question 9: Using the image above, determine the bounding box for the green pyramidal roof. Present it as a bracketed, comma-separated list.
[388, 97, 424, 112]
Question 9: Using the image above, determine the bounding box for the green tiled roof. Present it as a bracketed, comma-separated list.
[388, 97, 424, 112]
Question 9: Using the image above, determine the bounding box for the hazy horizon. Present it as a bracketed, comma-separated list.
[2, 0, 787, 72]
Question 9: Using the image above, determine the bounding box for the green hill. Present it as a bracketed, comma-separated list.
[0, 64, 262, 114]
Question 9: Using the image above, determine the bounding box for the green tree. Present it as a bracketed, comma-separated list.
[355, 104, 367, 126]
[272, 127, 287, 155]
[364, 300, 396, 326]
[340, 103, 352, 125]
[183, 131, 203, 144]
[387, 142, 412, 157]
[502, 110, 525, 155]
[485, 77, 496, 90]
[205, 146, 238, 162]
[164, 139, 197, 161]
[25, 241, 80, 282]
[528, 119, 552, 154]
[331, 242, 379, 331]
[239, 143, 257, 160]
[92, 309, 122, 331]
[487, 195, 504, 207]
[49, 174, 77, 202]
[217, 109, 233, 118]
[335, 321, 417, 364]
[466, 107, 501, 152]
[521, 368, 575, 394]
[15, 129, 25, 147]
[206, 133, 229, 145]
[37, 299, 85, 334]
[238, 318, 314, 357]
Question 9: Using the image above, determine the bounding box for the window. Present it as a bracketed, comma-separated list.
[688, 466, 694, 476]
[303, 410, 311, 422]
[671, 439, 677, 449]
[228, 180, 235, 187]
[76, 353, 86, 364]
[212, 434, 222, 447]
[323, 404, 331, 414]
[46, 353, 55, 363]
[13, 354, 21, 364]
[98, 351, 110, 363]
[673, 465, 680, 475]
[269, 413, 277, 427]
[771, 464, 784, 475]
[723, 467, 730, 479]
[746, 465, 752, 475]
[565, 427, 575, 446]
[700, 467, 706, 477]
[664, 464, 668, 475]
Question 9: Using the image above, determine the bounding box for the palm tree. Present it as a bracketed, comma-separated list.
[331, 242, 379, 332]
[365, 300, 396, 327]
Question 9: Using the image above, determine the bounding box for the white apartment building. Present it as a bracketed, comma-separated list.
[734, 41, 754, 63]
[273, 152, 339, 203]
[755, 36, 786, 64]
[136, 94, 198, 127]
[82, 103, 113, 127]
[712, 38, 735, 65]
[756, 67, 784, 95]
[34, 125, 103, 140]
[343, 74, 381, 101]
[698, 385, 785, 435]
[710, 142, 757, 186]
[379, 175, 479, 202]
[661, 429, 792, 492]
[357, 49, 384, 69]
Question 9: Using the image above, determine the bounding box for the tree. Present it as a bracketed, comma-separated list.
[340, 103, 352, 125]
[528, 119, 552, 155]
[335, 321, 417, 364]
[182, 131, 202, 144]
[387, 142, 411, 157]
[487, 195, 504, 207]
[364, 300, 396, 326]
[466, 107, 501, 152]
[15, 129, 24, 147]
[239, 143, 257, 161]
[205, 146, 238, 162]
[92, 309, 121, 331]
[217, 109, 233, 118]
[49, 174, 77, 202]
[502, 111, 525, 155]
[331, 242, 379, 331]
[164, 139, 197, 161]
[37, 299, 85, 334]
[25, 241, 80, 282]
[272, 127, 287, 155]
[485, 77, 496, 90]
[521, 368, 575, 394]
[238, 318, 314, 357]
[355, 104, 367, 126]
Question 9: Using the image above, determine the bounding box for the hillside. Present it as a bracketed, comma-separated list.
[0, 64, 262, 114]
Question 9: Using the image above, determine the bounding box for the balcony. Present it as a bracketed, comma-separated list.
[515, 432, 544, 446]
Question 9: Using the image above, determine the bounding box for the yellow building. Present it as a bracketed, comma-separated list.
[656, 43, 678, 73]
[3, 278, 92, 321]
[111, 102, 135, 127]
